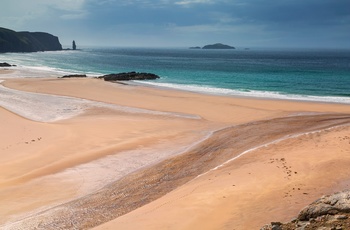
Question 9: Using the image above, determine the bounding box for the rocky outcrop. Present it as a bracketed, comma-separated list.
[58, 72, 160, 81]
[202, 43, 235, 49]
[99, 72, 160, 81]
[0, 27, 62, 53]
[298, 190, 350, 220]
[261, 190, 350, 230]
[60, 74, 87, 78]
[0, 62, 13, 67]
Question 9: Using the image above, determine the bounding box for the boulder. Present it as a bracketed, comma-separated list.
[261, 190, 350, 230]
[0, 62, 12, 67]
[298, 190, 350, 221]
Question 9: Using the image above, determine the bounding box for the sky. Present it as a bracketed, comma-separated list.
[1, 0, 350, 48]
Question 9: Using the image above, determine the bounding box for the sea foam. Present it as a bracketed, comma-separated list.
[135, 81, 350, 105]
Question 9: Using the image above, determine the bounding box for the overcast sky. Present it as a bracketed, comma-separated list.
[1, 0, 349, 48]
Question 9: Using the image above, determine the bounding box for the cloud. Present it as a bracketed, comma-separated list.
[208, 12, 240, 24]
[169, 22, 265, 35]
[89, 0, 170, 8]
[233, 0, 350, 26]
[97, 0, 217, 7]
[43, 0, 86, 11]
[43, 0, 88, 20]
[175, 0, 214, 6]
[0, 0, 88, 28]
[60, 11, 88, 20]
[1, 0, 349, 48]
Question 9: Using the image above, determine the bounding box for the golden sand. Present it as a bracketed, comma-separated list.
[0, 75, 350, 229]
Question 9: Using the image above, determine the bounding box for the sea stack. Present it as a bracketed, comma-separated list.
[73, 40, 76, 50]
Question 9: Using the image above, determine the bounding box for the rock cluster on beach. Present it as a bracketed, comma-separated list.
[0, 62, 15, 67]
[58, 72, 160, 81]
[261, 190, 350, 230]
[60, 74, 87, 78]
[99, 72, 160, 81]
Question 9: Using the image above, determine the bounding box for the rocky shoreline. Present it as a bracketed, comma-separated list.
[1, 63, 160, 81]
[261, 190, 350, 230]
[60, 71, 160, 81]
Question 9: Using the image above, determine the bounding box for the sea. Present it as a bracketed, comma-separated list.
[1, 47, 350, 104]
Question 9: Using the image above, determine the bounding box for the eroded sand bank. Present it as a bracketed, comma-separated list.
[1, 70, 350, 229]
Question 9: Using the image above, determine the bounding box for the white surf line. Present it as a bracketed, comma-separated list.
[193, 123, 350, 180]
[0, 82, 200, 122]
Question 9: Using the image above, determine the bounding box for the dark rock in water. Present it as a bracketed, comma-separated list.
[202, 43, 235, 49]
[0, 62, 12, 67]
[60, 74, 87, 78]
[189, 46, 201, 49]
[72, 40, 77, 50]
[99, 72, 160, 81]
[0, 27, 62, 53]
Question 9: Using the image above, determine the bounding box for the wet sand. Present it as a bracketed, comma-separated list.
[1, 70, 350, 229]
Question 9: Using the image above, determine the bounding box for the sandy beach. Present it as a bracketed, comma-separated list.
[1, 68, 350, 229]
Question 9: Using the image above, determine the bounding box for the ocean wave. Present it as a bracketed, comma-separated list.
[22, 65, 104, 78]
[134, 81, 350, 104]
[1, 64, 103, 79]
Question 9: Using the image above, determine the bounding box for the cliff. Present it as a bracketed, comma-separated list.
[0, 27, 62, 53]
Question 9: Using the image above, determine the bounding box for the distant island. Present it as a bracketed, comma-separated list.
[203, 43, 235, 49]
[0, 27, 62, 53]
[190, 43, 235, 50]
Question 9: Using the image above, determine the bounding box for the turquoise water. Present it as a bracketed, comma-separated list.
[1, 47, 350, 103]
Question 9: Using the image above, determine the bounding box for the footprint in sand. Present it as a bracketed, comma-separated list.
[268, 158, 297, 180]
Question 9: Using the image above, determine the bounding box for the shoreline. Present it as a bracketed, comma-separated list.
[3, 75, 350, 120]
[2, 66, 350, 105]
[133, 80, 350, 105]
[1, 68, 350, 229]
